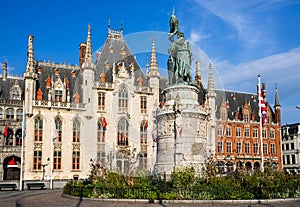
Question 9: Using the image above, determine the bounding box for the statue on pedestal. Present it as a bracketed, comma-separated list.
[167, 10, 192, 85]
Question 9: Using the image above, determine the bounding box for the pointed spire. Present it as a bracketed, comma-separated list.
[208, 63, 214, 90]
[150, 36, 158, 69]
[274, 84, 281, 108]
[26, 35, 35, 72]
[207, 63, 216, 98]
[85, 23, 93, 63]
[82, 23, 95, 69]
[146, 55, 149, 74]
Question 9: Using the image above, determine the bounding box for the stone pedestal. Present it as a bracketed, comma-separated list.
[154, 85, 208, 176]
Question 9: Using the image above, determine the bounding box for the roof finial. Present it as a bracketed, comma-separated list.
[120, 19, 123, 32]
[108, 17, 111, 30]
[150, 36, 158, 69]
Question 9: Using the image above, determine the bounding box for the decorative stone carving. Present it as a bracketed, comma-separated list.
[97, 143, 105, 151]
[73, 143, 81, 150]
[34, 143, 43, 150]
[191, 143, 204, 155]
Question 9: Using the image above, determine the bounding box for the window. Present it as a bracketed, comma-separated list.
[270, 129, 275, 139]
[291, 143, 294, 150]
[55, 90, 63, 102]
[217, 126, 223, 136]
[244, 128, 250, 138]
[6, 108, 14, 120]
[292, 154, 296, 165]
[236, 127, 241, 137]
[140, 120, 147, 144]
[16, 129, 22, 146]
[263, 144, 268, 155]
[97, 118, 106, 143]
[286, 143, 289, 150]
[98, 92, 105, 110]
[72, 151, 80, 170]
[33, 151, 42, 170]
[236, 142, 242, 154]
[117, 118, 129, 146]
[245, 142, 250, 154]
[262, 129, 267, 138]
[254, 143, 259, 154]
[34, 116, 43, 141]
[116, 152, 129, 174]
[97, 151, 106, 167]
[244, 113, 249, 122]
[139, 153, 147, 170]
[225, 126, 232, 137]
[53, 151, 62, 170]
[73, 119, 80, 142]
[253, 128, 258, 138]
[217, 142, 223, 153]
[221, 109, 226, 121]
[226, 142, 232, 153]
[118, 86, 128, 113]
[140, 96, 147, 114]
[55, 118, 62, 142]
[16, 109, 23, 121]
[286, 155, 290, 165]
[11, 87, 21, 100]
[271, 143, 276, 155]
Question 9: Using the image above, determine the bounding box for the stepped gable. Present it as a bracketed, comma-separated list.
[215, 90, 261, 122]
[95, 31, 147, 86]
[0, 76, 24, 100]
[35, 62, 82, 102]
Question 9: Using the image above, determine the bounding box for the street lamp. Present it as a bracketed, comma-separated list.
[42, 157, 50, 180]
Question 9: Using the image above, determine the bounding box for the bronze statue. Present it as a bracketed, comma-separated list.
[167, 10, 192, 85]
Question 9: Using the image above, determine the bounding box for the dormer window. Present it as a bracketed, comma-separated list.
[10, 86, 21, 100]
[55, 90, 63, 102]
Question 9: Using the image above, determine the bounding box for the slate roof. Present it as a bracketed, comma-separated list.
[215, 89, 276, 123]
[35, 62, 82, 102]
[0, 76, 24, 100]
[95, 35, 148, 86]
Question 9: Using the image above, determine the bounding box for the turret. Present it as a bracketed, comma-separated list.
[195, 61, 201, 87]
[206, 63, 216, 155]
[82, 23, 95, 118]
[2, 62, 7, 81]
[274, 85, 281, 124]
[24, 35, 37, 116]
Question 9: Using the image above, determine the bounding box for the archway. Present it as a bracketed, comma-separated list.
[245, 161, 252, 171]
[3, 155, 21, 180]
[253, 162, 260, 171]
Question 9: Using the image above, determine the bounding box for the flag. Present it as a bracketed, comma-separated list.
[102, 117, 107, 129]
[145, 120, 148, 129]
[51, 117, 58, 143]
[3, 123, 8, 137]
[259, 93, 267, 125]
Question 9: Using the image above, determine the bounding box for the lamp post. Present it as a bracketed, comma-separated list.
[42, 157, 50, 180]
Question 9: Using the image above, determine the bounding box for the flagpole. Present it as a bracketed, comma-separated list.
[258, 74, 264, 172]
[19, 101, 25, 191]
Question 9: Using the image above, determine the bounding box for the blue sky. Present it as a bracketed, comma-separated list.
[1, 0, 300, 124]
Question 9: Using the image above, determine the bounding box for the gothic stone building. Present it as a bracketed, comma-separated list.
[0, 23, 282, 182]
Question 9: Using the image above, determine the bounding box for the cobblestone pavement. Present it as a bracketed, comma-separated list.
[1, 189, 300, 207]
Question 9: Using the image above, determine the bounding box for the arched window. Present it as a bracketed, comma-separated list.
[53, 150, 61, 170]
[16, 129, 22, 146]
[34, 116, 43, 141]
[118, 86, 128, 113]
[72, 151, 80, 170]
[55, 118, 62, 142]
[140, 120, 147, 144]
[116, 152, 129, 173]
[97, 118, 106, 143]
[16, 109, 23, 121]
[73, 119, 80, 142]
[6, 108, 14, 120]
[117, 118, 129, 146]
